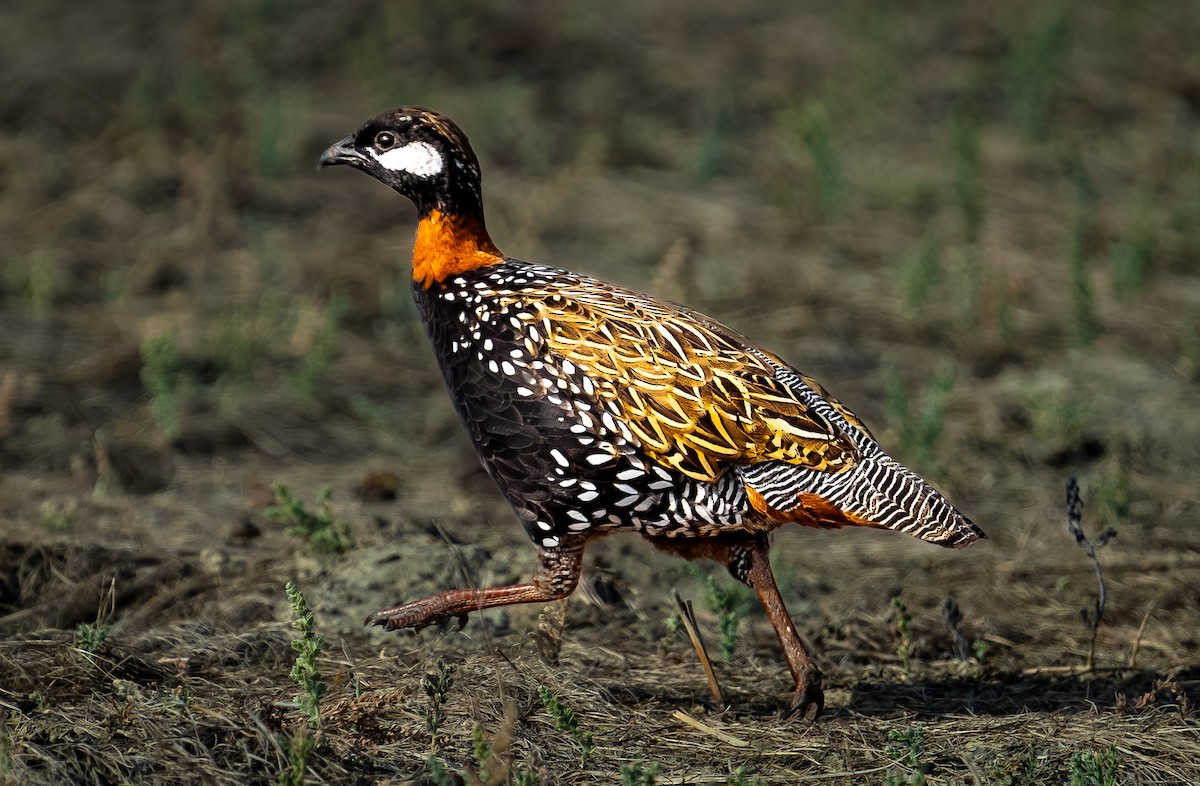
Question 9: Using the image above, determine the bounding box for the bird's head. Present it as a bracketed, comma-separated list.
[319, 106, 484, 220]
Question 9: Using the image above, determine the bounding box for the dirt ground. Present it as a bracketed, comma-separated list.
[2, 1, 1199, 783]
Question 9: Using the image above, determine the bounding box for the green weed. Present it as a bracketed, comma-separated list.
[883, 726, 927, 786]
[1068, 745, 1118, 786]
[75, 578, 116, 669]
[854, 0, 900, 113]
[1006, 6, 1073, 140]
[1025, 387, 1090, 456]
[470, 80, 554, 175]
[951, 101, 985, 244]
[122, 62, 222, 143]
[139, 333, 189, 438]
[883, 363, 956, 469]
[890, 596, 914, 675]
[700, 573, 754, 662]
[1179, 323, 1200, 382]
[423, 754, 455, 786]
[1, 247, 59, 316]
[246, 86, 310, 179]
[621, 762, 661, 786]
[897, 230, 942, 312]
[74, 622, 110, 669]
[0, 711, 13, 779]
[785, 102, 844, 220]
[471, 722, 493, 782]
[1108, 189, 1156, 297]
[419, 660, 456, 755]
[1064, 149, 1099, 346]
[538, 685, 594, 764]
[139, 311, 265, 438]
[289, 290, 348, 399]
[37, 501, 72, 534]
[279, 582, 324, 786]
[1091, 462, 1132, 528]
[267, 484, 355, 554]
[285, 582, 325, 729]
[693, 99, 737, 183]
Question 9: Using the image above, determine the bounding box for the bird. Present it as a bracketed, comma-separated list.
[319, 107, 984, 720]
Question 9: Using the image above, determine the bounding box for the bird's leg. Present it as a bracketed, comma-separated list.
[366, 541, 585, 631]
[727, 537, 824, 721]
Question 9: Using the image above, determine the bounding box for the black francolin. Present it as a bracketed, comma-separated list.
[320, 107, 984, 720]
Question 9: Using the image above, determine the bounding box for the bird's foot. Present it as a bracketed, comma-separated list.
[365, 600, 468, 632]
[781, 666, 824, 722]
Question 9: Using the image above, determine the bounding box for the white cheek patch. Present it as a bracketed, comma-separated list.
[373, 141, 444, 177]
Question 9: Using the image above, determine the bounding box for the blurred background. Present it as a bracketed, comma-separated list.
[2, 0, 1199, 702]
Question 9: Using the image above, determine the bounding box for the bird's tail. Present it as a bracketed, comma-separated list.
[837, 453, 984, 547]
[741, 453, 985, 548]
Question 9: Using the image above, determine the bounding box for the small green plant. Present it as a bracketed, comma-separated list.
[1064, 149, 1099, 347]
[897, 230, 942, 312]
[139, 314, 262, 438]
[418, 660, 457, 755]
[951, 101, 985, 245]
[1, 247, 59, 316]
[423, 753, 457, 786]
[140, 333, 190, 438]
[883, 364, 956, 469]
[285, 582, 325, 727]
[883, 726, 927, 786]
[538, 685, 594, 764]
[1091, 463, 1132, 527]
[289, 291, 349, 399]
[0, 710, 13, 779]
[1005, 6, 1072, 140]
[1068, 745, 1118, 786]
[75, 579, 116, 669]
[890, 596, 914, 674]
[700, 573, 753, 662]
[471, 722, 493, 782]
[247, 85, 311, 178]
[38, 501, 72, 533]
[621, 762, 661, 786]
[267, 484, 355, 554]
[1108, 189, 1157, 297]
[1179, 322, 1200, 382]
[279, 726, 315, 786]
[279, 582, 324, 786]
[786, 101, 844, 220]
[693, 99, 737, 183]
[972, 639, 991, 662]
[75, 621, 110, 668]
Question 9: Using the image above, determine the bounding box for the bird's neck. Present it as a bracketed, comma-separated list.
[411, 208, 503, 289]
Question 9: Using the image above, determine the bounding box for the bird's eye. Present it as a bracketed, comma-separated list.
[375, 131, 396, 150]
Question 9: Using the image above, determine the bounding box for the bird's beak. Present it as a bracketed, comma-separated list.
[318, 134, 365, 169]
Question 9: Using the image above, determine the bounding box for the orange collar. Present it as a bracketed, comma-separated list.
[411, 209, 503, 288]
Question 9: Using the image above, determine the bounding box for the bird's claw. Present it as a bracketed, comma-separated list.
[781, 667, 824, 722]
[365, 604, 469, 632]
